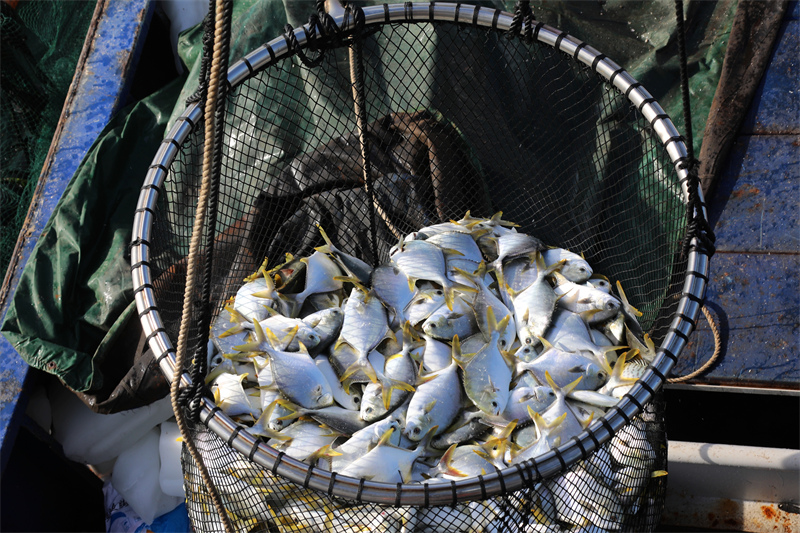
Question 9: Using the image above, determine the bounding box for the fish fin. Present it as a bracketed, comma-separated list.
[231, 341, 263, 353]
[416, 371, 439, 386]
[225, 304, 249, 324]
[332, 274, 365, 290]
[615, 280, 643, 317]
[537, 336, 554, 351]
[380, 377, 415, 410]
[437, 444, 468, 477]
[339, 356, 379, 387]
[651, 470, 668, 478]
[252, 402, 292, 441]
[219, 324, 246, 338]
[544, 259, 567, 276]
[377, 426, 396, 446]
[306, 443, 343, 466]
[315, 225, 335, 251]
[444, 282, 477, 311]
[562, 374, 584, 395]
[423, 399, 438, 414]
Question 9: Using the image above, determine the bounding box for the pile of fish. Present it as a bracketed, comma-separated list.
[203, 212, 665, 532]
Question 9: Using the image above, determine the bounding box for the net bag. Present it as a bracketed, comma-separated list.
[130, 3, 712, 532]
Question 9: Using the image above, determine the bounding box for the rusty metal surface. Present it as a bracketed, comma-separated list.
[663, 441, 800, 532]
[0, 0, 154, 472]
[662, 496, 800, 532]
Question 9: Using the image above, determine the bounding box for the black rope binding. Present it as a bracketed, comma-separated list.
[185, 0, 216, 105]
[178, 0, 235, 423]
[507, 0, 534, 40]
[675, 0, 715, 260]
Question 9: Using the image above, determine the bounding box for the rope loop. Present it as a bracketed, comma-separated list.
[507, 0, 533, 40]
[284, 22, 325, 69]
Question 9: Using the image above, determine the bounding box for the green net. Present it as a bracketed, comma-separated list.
[0, 0, 95, 278]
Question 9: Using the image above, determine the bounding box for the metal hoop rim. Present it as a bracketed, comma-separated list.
[130, 1, 710, 507]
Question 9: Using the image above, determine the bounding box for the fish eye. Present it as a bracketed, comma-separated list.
[491, 401, 498, 408]
[525, 337, 532, 345]
[436, 290, 443, 296]
[599, 372, 607, 380]
[579, 267, 587, 272]
[353, 396, 361, 404]
[413, 427, 421, 435]
[500, 340, 506, 347]
[365, 406, 372, 413]
[607, 302, 617, 310]
[549, 392, 555, 397]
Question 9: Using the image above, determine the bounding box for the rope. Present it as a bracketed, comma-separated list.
[345, 4, 403, 253]
[171, 0, 235, 531]
[667, 304, 722, 383]
[674, 0, 716, 260]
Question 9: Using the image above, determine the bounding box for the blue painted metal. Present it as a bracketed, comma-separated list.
[0, 0, 155, 473]
[740, 20, 799, 135]
[675, 5, 800, 390]
[709, 135, 800, 253]
[671, 252, 800, 387]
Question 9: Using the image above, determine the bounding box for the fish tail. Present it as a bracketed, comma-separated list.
[306, 443, 343, 467]
[379, 375, 415, 411]
[443, 281, 477, 311]
[339, 355, 379, 389]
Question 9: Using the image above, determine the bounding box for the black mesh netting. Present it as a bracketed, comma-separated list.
[141, 8, 692, 533]
[183, 399, 666, 532]
[0, 1, 95, 277]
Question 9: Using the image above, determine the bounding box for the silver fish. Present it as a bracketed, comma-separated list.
[508, 253, 564, 346]
[517, 342, 608, 392]
[338, 426, 435, 483]
[276, 399, 369, 436]
[233, 267, 288, 321]
[421, 293, 477, 340]
[390, 239, 475, 310]
[335, 286, 392, 385]
[457, 309, 514, 416]
[302, 307, 344, 352]
[503, 385, 557, 421]
[426, 231, 484, 263]
[263, 342, 334, 409]
[553, 271, 621, 324]
[404, 285, 447, 326]
[490, 232, 546, 288]
[314, 355, 361, 411]
[266, 419, 341, 462]
[547, 469, 624, 530]
[315, 225, 373, 285]
[286, 251, 344, 316]
[405, 342, 462, 441]
[541, 248, 593, 283]
[371, 265, 416, 328]
[586, 276, 612, 293]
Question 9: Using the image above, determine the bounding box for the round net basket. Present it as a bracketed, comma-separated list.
[131, 3, 711, 532]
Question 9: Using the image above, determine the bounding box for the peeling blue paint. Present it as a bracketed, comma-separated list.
[0, 0, 154, 473]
